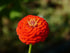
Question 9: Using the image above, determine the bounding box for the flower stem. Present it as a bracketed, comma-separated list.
[28, 44, 32, 53]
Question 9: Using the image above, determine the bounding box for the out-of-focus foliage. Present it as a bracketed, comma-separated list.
[0, 0, 70, 53]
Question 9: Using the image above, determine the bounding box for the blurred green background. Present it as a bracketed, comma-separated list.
[0, 0, 70, 53]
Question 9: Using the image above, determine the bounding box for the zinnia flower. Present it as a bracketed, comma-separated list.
[16, 15, 49, 45]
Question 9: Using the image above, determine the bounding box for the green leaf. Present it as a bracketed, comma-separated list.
[0, 5, 6, 11]
[10, 11, 22, 19]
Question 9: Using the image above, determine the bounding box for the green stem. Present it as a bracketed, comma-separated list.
[28, 44, 32, 53]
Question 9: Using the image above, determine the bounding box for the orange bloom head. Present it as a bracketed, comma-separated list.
[16, 15, 49, 45]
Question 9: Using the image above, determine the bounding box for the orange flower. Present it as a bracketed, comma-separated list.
[16, 15, 49, 45]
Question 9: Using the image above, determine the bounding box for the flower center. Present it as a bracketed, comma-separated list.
[31, 21, 35, 25]
[28, 18, 37, 27]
